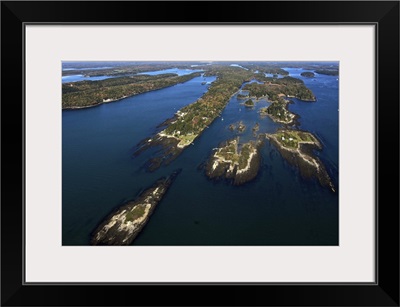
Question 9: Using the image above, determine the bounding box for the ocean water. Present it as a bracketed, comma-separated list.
[62, 66, 339, 245]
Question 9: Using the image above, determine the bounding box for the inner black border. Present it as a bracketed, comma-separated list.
[1, 1, 399, 306]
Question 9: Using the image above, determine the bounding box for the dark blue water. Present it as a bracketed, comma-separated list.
[283, 67, 339, 188]
[62, 66, 338, 246]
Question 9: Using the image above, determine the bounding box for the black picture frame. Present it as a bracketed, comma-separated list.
[1, 1, 399, 306]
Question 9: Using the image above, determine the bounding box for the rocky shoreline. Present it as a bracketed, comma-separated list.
[259, 98, 298, 125]
[90, 170, 180, 245]
[63, 95, 129, 110]
[133, 135, 183, 172]
[205, 138, 263, 185]
[266, 131, 335, 192]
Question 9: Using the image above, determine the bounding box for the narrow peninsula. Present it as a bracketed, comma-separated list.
[91, 170, 180, 245]
[62, 72, 201, 109]
[134, 66, 255, 171]
[62, 63, 180, 77]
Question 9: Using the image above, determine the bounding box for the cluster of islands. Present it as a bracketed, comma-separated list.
[63, 62, 338, 245]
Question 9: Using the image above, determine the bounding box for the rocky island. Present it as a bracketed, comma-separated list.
[252, 122, 260, 133]
[91, 170, 180, 245]
[266, 130, 335, 192]
[237, 121, 246, 133]
[228, 121, 246, 133]
[244, 99, 255, 108]
[205, 137, 263, 185]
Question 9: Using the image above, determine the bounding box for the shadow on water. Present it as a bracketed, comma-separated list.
[62, 66, 339, 246]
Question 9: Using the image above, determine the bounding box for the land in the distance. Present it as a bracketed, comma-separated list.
[62, 62, 192, 77]
[62, 73, 201, 109]
[315, 69, 339, 76]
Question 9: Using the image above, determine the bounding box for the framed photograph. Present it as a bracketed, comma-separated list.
[1, 1, 399, 306]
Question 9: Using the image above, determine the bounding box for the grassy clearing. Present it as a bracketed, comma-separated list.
[178, 134, 197, 146]
[125, 205, 147, 223]
[275, 130, 316, 149]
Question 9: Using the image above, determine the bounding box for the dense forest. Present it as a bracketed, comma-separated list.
[162, 72, 315, 138]
[315, 69, 339, 76]
[62, 72, 201, 108]
[243, 76, 316, 101]
[62, 63, 190, 77]
[244, 99, 255, 107]
[240, 63, 290, 76]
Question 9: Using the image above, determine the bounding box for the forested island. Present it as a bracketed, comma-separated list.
[240, 63, 290, 76]
[242, 76, 316, 101]
[301, 71, 315, 78]
[244, 99, 255, 107]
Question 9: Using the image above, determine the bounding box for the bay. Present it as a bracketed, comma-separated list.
[62, 66, 339, 245]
